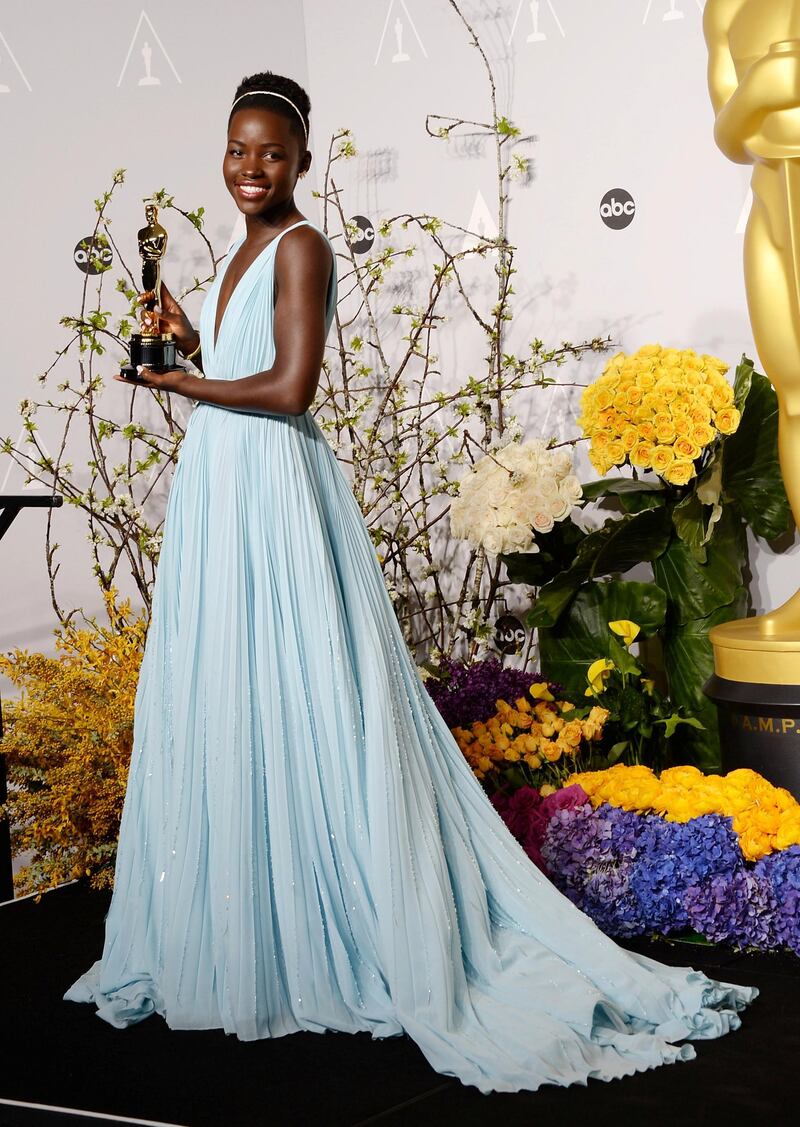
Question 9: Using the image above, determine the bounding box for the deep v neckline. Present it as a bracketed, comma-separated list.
[212, 219, 309, 351]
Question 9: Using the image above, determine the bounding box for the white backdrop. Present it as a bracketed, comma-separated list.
[1, 1, 790, 696]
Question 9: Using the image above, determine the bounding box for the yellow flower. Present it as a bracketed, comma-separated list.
[655, 379, 678, 401]
[663, 459, 696, 486]
[651, 445, 675, 474]
[609, 619, 640, 647]
[585, 657, 615, 696]
[621, 426, 639, 453]
[673, 436, 702, 461]
[715, 406, 741, 435]
[529, 682, 554, 702]
[606, 440, 626, 466]
[629, 440, 654, 468]
[691, 423, 716, 448]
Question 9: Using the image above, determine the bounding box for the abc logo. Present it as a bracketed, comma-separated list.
[493, 613, 526, 656]
[73, 235, 113, 274]
[599, 189, 636, 231]
[347, 215, 375, 254]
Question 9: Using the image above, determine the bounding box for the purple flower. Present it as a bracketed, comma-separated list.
[424, 656, 562, 729]
[754, 846, 800, 954]
[494, 786, 797, 954]
[541, 800, 644, 937]
[683, 870, 776, 949]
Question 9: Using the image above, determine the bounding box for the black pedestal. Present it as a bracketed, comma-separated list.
[704, 673, 800, 798]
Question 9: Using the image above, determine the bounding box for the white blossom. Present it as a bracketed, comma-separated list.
[448, 438, 580, 558]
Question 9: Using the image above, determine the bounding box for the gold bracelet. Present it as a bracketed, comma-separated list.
[182, 337, 201, 362]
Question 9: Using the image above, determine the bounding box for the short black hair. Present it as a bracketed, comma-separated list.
[228, 71, 310, 150]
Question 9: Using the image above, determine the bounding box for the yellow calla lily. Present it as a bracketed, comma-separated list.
[608, 619, 641, 647]
[529, 682, 554, 702]
[585, 657, 615, 696]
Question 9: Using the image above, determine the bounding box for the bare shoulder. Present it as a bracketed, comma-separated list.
[274, 222, 332, 284]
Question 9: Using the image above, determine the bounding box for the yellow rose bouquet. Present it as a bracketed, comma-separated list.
[579, 345, 740, 485]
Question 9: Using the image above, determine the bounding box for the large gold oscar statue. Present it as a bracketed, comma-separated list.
[705, 0, 800, 684]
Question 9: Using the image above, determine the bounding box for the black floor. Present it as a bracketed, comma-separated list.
[1, 881, 798, 1126]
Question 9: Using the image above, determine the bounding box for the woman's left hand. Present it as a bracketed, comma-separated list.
[113, 366, 190, 393]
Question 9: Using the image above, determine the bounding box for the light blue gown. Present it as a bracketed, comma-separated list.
[65, 219, 756, 1093]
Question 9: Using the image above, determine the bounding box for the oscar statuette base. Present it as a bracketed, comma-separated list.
[704, 618, 800, 797]
[120, 332, 179, 383]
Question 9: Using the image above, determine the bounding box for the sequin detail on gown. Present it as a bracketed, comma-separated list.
[64, 219, 756, 1093]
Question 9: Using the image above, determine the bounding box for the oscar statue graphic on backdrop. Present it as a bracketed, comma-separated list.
[527, 1, 547, 42]
[703, 0, 800, 795]
[392, 16, 410, 63]
[664, 1, 685, 21]
[138, 40, 160, 86]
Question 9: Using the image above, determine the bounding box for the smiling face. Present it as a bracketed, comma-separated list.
[223, 106, 311, 219]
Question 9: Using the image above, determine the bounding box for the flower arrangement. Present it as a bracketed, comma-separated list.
[490, 779, 800, 954]
[578, 345, 741, 484]
[0, 588, 145, 894]
[421, 655, 560, 729]
[450, 682, 609, 790]
[507, 351, 793, 770]
[568, 763, 800, 862]
[449, 439, 582, 558]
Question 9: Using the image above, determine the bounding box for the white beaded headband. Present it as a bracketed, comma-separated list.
[230, 90, 308, 144]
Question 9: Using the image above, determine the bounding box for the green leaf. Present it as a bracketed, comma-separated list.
[607, 634, 641, 677]
[502, 519, 586, 590]
[659, 592, 748, 771]
[672, 493, 707, 563]
[538, 580, 667, 697]
[581, 478, 666, 503]
[607, 741, 630, 765]
[723, 364, 793, 540]
[655, 713, 706, 739]
[528, 508, 672, 628]
[732, 353, 754, 411]
[652, 505, 747, 625]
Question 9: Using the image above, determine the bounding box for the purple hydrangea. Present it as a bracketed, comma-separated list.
[754, 846, 800, 954]
[682, 870, 776, 949]
[424, 656, 562, 729]
[492, 786, 799, 954]
[628, 815, 742, 936]
[541, 799, 644, 937]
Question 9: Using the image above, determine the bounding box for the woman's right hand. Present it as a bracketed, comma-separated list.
[138, 282, 198, 355]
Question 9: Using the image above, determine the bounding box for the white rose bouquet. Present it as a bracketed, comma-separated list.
[449, 439, 582, 557]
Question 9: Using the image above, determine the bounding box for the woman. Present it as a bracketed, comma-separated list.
[65, 71, 756, 1094]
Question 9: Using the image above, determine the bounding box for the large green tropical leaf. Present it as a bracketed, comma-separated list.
[528, 507, 673, 628]
[660, 591, 749, 771]
[537, 580, 667, 697]
[501, 518, 586, 589]
[653, 504, 750, 770]
[723, 364, 793, 541]
[581, 476, 667, 514]
[652, 505, 747, 626]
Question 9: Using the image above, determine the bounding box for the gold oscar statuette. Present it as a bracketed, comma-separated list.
[705, 0, 800, 686]
[120, 202, 177, 381]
